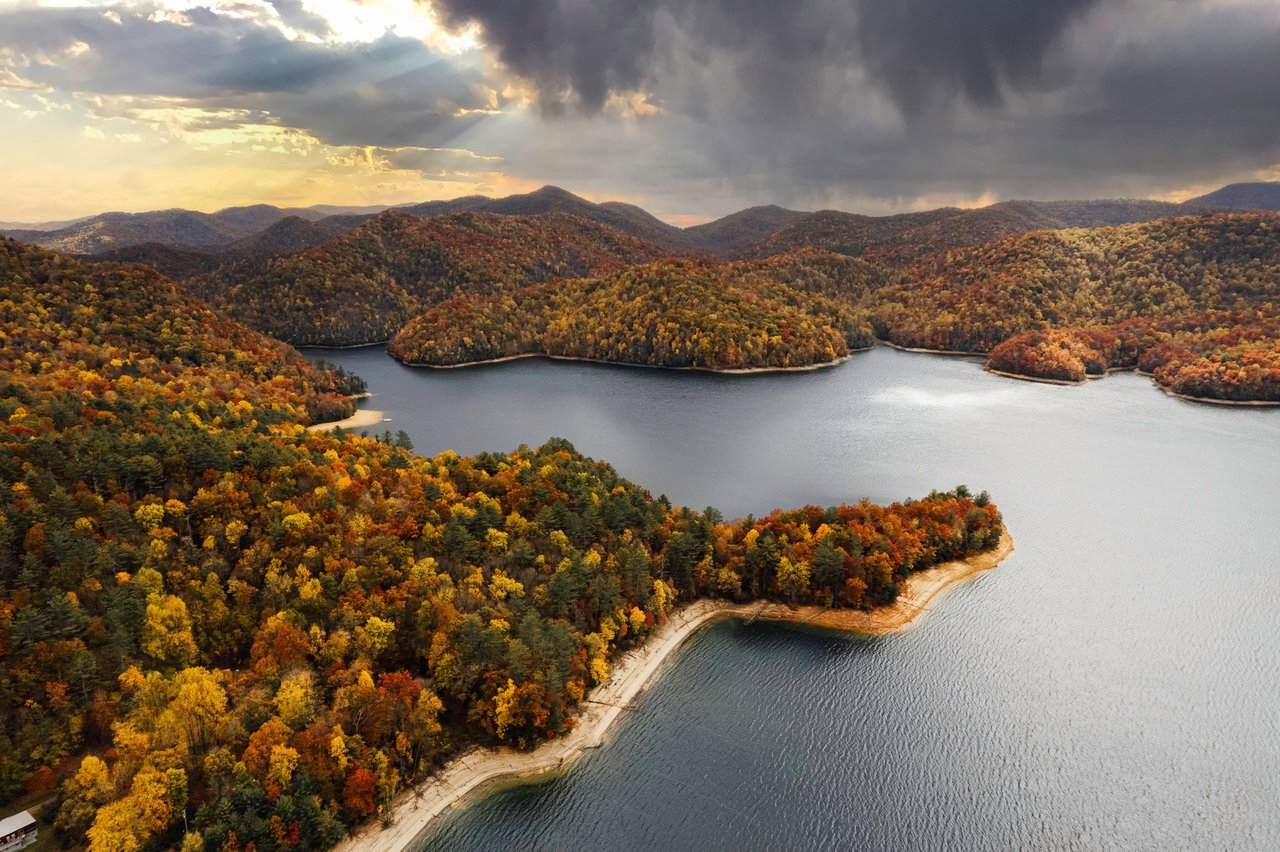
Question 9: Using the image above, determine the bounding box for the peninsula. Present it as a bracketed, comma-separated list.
[337, 532, 1014, 852]
[0, 237, 1007, 852]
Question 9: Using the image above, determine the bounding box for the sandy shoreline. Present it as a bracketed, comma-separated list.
[875, 338, 988, 358]
[987, 365, 1280, 406]
[296, 340, 393, 350]
[394, 350, 853, 375]
[1161, 388, 1280, 407]
[984, 367, 1084, 386]
[307, 408, 387, 432]
[335, 530, 1013, 852]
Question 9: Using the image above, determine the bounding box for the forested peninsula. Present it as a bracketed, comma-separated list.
[0, 238, 1006, 850]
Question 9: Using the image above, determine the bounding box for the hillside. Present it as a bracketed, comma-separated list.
[987, 311, 1280, 401]
[1184, 182, 1280, 211]
[402, 186, 696, 253]
[81, 214, 374, 282]
[1, 204, 329, 254]
[389, 253, 879, 371]
[190, 210, 671, 346]
[88, 242, 225, 281]
[741, 198, 1188, 261]
[220, 213, 372, 260]
[684, 205, 807, 256]
[14, 180, 1275, 274]
[0, 238, 361, 424]
[0, 235, 1003, 851]
[864, 213, 1280, 401]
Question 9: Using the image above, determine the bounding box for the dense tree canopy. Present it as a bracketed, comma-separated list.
[389, 255, 878, 370]
[0, 240, 1003, 850]
[863, 214, 1280, 400]
[190, 210, 670, 347]
[161, 199, 1280, 401]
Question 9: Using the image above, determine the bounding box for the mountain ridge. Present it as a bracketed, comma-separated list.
[11, 180, 1277, 261]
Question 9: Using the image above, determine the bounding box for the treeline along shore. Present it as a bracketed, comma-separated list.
[0, 236, 1008, 851]
[336, 532, 1014, 852]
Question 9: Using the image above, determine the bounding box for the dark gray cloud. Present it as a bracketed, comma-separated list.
[431, 0, 1101, 116]
[434, 0, 1280, 209]
[1, 0, 1278, 217]
[854, 0, 1099, 112]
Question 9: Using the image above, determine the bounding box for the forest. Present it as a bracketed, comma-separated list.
[987, 310, 1280, 401]
[124, 185, 1280, 401]
[188, 211, 667, 347]
[0, 238, 1004, 850]
[865, 214, 1280, 401]
[385, 211, 1280, 398]
[388, 256, 878, 371]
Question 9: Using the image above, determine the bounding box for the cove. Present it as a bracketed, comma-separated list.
[307, 345, 1280, 851]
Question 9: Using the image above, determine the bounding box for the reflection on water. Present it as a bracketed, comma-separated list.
[309, 346, 1280, 852]
[870, 384, 1022, 410]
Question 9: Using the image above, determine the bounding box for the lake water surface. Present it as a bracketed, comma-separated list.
[309, 346, 1280, 851]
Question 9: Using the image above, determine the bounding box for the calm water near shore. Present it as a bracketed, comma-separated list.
[309, 346, 1280, 851]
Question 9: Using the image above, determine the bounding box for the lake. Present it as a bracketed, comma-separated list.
[308, 346, 1280, 851]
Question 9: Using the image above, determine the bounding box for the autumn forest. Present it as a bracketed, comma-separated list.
[141, 190, 1280, 402]
[2, 179, 1278, 852]
[0, 237, 1002, 850]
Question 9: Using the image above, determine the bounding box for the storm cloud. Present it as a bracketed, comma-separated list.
[1, 0, 1279, 218]
[431, 0, 1280, 208]
[431, 0, 1102, 115]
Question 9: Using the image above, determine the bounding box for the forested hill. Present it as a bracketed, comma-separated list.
[10, 180, 1277, 274]
[389, 252, 881, 371]
[0, 237, 1003, 850]
[868, 213, 1280, 349]
[739, 199, 1190, 262]
[2, 205, 321, 255]
[1183, 182, 1280, 211]
[381, 212, 1280, 400]
[0, 238, 361, 424]
[865, 213, 1280, 401]
[188, 210, 672, 347]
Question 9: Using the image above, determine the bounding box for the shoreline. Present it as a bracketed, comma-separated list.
[874, 338, 987, 358]
[307, 408, 386, 432]
[336, 530, 1014, 852]
[296, 339, 392, 351]
[393, 350, 853, 375]
[984, 367, 1084, 386]
[987, 365, 1280, 406]
[327, 337, 1278, 407]
[1161, 387, 1280, 407]
[747, 530, 1014, 634]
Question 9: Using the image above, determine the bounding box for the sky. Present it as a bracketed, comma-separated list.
[1, 0, 1279, 224]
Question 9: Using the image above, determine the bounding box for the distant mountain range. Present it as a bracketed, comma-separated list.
[6, 181, 1278, 264]
[0, 203, 387, 254]
[740, 198, 1196, 261]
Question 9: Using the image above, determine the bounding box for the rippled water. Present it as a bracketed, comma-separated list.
[308, 346, 1280, 851]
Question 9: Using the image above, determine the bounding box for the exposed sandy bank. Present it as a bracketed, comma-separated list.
[984, 367, 1084, 386]
[395, 351, 852, 375]
[988, 365, 1280, 406]
[295, 340, 393, 350]
[746, 530, 1014, 635]
[875, 338, 987, 358]
[335, 530, 1014, 852]
[307, 408, 386, 433]
[1161, 389, 1280, 407]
